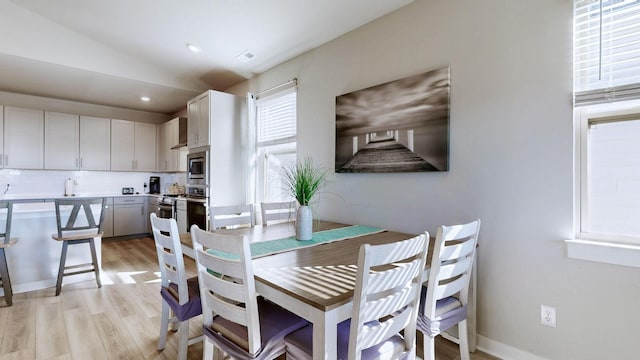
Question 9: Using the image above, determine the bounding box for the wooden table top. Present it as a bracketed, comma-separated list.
[251, 222, 418, 312]
[181, 220, 426, 312]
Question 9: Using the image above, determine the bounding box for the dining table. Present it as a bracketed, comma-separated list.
[181, 220, 477, 360]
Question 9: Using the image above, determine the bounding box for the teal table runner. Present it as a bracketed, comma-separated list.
[208, 225, 385, 260]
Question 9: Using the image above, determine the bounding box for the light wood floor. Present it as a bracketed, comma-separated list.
[0, 236, 499, 360]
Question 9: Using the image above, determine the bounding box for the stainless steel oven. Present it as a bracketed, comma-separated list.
[157, 197, 175, 219]
[186, 197, 208, 232]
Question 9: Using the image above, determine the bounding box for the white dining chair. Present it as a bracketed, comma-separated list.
[417, 219, 481, 360]
[150, 213, 203, 360]
[260, 201, 297, 225]
[209, 204, 255, 230]
[190, 224, 308, 360]
[284, 233, 429, 360]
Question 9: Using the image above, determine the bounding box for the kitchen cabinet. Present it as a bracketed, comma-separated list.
[187, 90, 243, 149]
[80, 116, 111, 170]
[113, 196, 146, 236]
[146, 196, 159, 233]
[157, 117, 187, 172]
[111, 119, 156, 171]
[102, 197, 114, 238]
[176, 198, 187, 233]
[44, 112, 79, 170]
[44, 113, 111, 170]
[4, 106, 44, 169]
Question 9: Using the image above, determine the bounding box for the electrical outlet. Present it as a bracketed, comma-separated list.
[541, 304, 556, 327]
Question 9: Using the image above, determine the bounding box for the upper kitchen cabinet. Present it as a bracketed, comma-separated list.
[187, 90, 243, 149]
[45, 113, 111, 170]
[4, 106, 44, 169]
[157, 117, 187, 172]
[111, 119, 156, 171]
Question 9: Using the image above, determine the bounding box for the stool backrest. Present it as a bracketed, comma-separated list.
[210, 204, 255, 229]
[150, 213, 189, 304]
[0, 201, 13, 245]
[54, 198, 106, 238]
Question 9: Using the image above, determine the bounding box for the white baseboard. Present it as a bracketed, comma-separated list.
[477, 335, 549, 360]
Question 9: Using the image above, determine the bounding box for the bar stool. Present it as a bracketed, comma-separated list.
[51, 197, 106, 296]
[0, 201, 18, 306]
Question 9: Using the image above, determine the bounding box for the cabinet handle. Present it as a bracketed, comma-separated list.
[80, 157, 83, 168]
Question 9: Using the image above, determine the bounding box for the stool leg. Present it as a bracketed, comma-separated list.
[89, 238, 102, 288]
[0, 249, 12, 306]
[56, 241, 69, 296]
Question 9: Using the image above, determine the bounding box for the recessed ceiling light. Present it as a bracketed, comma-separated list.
[186, 43, 201, 53]
[140, 96, 150, 102]
[237, 50, 256, 63]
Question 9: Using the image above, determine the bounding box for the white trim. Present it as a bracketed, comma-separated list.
[566, 239, 640, 268]
[476, 335, 550, 360]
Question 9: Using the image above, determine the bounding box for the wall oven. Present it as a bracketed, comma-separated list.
[186, 197, 207, 232]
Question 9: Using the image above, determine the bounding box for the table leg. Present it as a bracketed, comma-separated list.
[313, 309, 338, 360]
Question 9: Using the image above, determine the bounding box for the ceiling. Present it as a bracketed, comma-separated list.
[0, 0, 413, 114]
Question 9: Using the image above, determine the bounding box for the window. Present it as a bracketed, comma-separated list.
[577, 105, 640, 243]
[254, 86, 297, 203]
[571, 0, 640, 265]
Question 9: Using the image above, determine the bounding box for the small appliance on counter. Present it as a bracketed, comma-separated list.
[149, 176, 160, 194]
[64, 178, 76, 196]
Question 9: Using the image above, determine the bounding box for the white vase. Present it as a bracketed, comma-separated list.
[296, 205, 313, 240]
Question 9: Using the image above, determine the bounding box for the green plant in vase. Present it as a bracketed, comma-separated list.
[283, 157, 326, 240]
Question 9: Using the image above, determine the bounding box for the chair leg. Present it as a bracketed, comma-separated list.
[89, 238, 102, 288]
[56, 241, 69, 296]
[204, 337, 215, 359]
[423, 333, 436, 360]
[0, 249, 12, 306]
[177, 320, 189, 360]
[158, 300, 170, 350]
[458, 319, 471, 360]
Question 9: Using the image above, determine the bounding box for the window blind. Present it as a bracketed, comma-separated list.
[574, 0, 640, 105]
[256, 87, 297, 146]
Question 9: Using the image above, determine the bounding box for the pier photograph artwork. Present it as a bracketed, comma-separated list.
[335, 67, 450, 173]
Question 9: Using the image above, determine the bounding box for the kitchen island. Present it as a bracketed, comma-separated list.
[1, 194, 157, 296]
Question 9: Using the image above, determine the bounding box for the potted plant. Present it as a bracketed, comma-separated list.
[283, 157, 326, 240]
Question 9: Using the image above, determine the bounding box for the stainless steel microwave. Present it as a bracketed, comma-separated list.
[187, 148, 209, 185]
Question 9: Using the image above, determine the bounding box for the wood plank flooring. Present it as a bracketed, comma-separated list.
[0, 236, 499, 360]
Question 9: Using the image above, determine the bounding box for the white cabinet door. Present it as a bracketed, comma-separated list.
[44, 111, 79, 170]
[111, 119, 135, 171]
[187, 92, 210, 149]
[134, 122, 156, 171]
[157, 120, 170, 171]
[80, 116, 111, 170]
[4, 106, 44, 169]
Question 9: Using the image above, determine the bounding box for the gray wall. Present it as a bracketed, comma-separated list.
[229, 0, 640, 358]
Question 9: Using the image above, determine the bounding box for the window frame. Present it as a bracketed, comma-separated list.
[254, 86, 297, 204]
[576, 102, 640, 245]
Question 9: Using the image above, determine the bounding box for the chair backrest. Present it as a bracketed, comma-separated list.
[423, 219, 481, 320]
[210, 204, 255, 229]
[54, 197, 106, 238]
[348, 234, 429, 360]
[150, 213, 190, 305]
[260, 201, 297, 225]
[0, 201, 13, 245]
[190, 224, 262, 354]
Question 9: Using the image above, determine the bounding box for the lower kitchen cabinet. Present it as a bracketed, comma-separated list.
[113, 196, 146, 236]
[102, 197, 114, 238]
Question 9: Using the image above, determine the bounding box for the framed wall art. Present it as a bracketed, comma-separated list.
[335, 66, 450, 173]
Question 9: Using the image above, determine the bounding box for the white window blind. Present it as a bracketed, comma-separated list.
[574, 0, 640, 105]
[256, 87, 297, 146]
